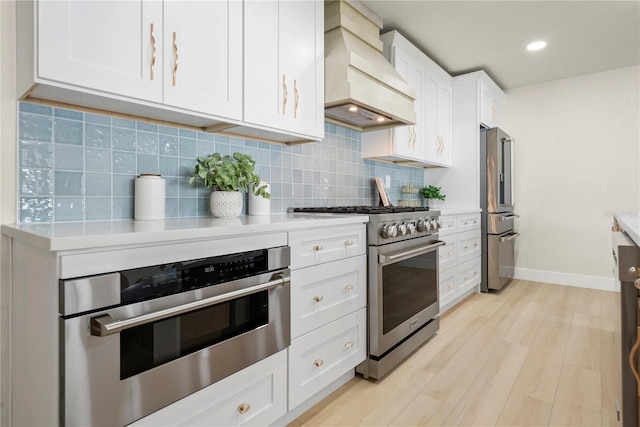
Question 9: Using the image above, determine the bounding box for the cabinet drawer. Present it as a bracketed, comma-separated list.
[291, 255, 367, 339]
[439, 267, 456, 308]
[289, 307, 367, 410]
[457, 258, 481, 292]
[438, 235, 456, 270]
[289, 225, 366, 269]
[132, 350, 287, 426]
[457, 229, 481, 264]
[457, 213, 481, 232]
[439, 215, 456, 236]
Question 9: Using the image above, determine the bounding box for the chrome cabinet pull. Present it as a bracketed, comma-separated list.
[344, 240, 353, 247]
[150, 23, 156, 80]
[344, 284, 354, 292]
[313, 295, 323, 303]
[448, 250, 454, 255]
[172, 32, 179, 86]
[464, 246, 469, 250]
[448, 284, 454, 289]
[629, 266, 640, 278]
[282, 75, 288, 115]
[294, 79, 299, 118]
[635, 278, 640, 291]
[313, 245, 323, 252]
[314, 359, 324, 368]
[237, 403, 251, 414]
[344, 341, 353, 349]
[90, 274, 290, 336]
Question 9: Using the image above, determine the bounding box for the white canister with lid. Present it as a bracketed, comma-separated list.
[134, 174, 166, 220]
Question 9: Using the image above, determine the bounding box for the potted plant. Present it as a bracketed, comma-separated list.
[189, 152, 270, 218]
[422, 185, 446, 208]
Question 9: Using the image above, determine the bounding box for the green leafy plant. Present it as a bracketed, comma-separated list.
[189, 152, 270, 198]
[421, 185, 446, 201]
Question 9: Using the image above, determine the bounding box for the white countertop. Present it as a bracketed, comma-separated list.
[616, 212, 640, 247]
[2, 213, 369, 252]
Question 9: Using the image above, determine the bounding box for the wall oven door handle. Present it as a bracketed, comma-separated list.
[499, 232, 520, 242]
[378, 240, 445, 265]
[498, 214, 519, 221]
[90, 274, 290, 337]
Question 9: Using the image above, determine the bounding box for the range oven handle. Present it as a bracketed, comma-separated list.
[499, 232, 520, 242]
[378, 240, 445, 265]
[90, 273, 290, 337]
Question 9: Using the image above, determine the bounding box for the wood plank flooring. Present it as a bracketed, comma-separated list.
[288, 280, 621, 426]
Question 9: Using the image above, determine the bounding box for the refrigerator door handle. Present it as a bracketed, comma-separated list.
[499, 232, 520, 243]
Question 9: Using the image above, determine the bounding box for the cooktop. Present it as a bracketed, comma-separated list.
[292, 206, 430, 215]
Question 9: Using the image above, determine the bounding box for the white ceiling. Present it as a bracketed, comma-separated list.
[360, 0, 640, 90]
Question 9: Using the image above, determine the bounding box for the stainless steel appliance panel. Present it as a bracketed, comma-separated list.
[483, 127, 514, 213]
[487, 232, 518, 290]
[486, 212, 519, 235]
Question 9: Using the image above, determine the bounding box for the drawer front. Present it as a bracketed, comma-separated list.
[131, 350, 287, 427]
[457, 229, 481, 264]
[439, 267, 456, 308]
[291, 255, 367, 339]
[438, 235, 456, 270]
[289, 225, 366, 269]
[438, 215, 457, 236]
[457, 213, 481, 232]
[457, 258, 481, 291]
[289, 307, 367, 410]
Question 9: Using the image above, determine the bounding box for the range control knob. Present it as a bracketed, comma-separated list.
[435, 217, 442, 229]
[381, 223, 398, 238]
[430, 218, 439, 230]
[416, 219, 427, 232]
[398, 223, 407, 236]
[406, 222, 416, 235]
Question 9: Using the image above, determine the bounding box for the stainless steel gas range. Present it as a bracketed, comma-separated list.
[293, 206, 444, 379]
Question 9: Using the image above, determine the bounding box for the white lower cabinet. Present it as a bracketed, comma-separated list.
[438, 212, 482, 311]
[131, 350, 287, 426]
[289, 308, 367, 410]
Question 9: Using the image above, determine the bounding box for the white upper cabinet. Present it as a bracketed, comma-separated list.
[480, 83, 503, 129]
[361, 31, 451, 167]
[18, 0, 323, 142]
[163, 1, 242, 118]
[36, 1, 163, 103]
[243, 0, 324, 141]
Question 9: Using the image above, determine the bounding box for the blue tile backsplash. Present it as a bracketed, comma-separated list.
[17, 101, 426, 222]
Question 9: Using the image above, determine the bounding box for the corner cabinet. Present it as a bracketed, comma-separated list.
[438, 211, 482, 312]
[361, 31, 452, 167]
[17, 0, 324, 144]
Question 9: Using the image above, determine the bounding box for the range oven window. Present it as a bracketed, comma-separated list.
[120, 290, 268, 380]
[382, 250, 438, 334]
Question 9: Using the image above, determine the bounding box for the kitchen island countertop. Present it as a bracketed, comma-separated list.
[616, 212, 640, 247]
[2, 213, 369, 252]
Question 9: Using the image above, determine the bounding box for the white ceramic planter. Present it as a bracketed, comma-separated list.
[210, 191, 243, 218]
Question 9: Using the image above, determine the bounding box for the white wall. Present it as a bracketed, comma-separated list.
[502, 65, 640, 291]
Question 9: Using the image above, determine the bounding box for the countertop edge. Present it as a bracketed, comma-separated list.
[616, 212, 640, 247]
[437, 208, 482, 215]
[2, 214, 370, 252]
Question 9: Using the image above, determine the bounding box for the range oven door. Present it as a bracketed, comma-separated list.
[61, 270, 290, 426]
[368, 237, 445, 357]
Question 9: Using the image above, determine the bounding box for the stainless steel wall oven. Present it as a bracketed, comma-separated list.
[60, 246, 290, 426]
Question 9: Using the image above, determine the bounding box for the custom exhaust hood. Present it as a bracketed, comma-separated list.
[324, 0, 416, 131]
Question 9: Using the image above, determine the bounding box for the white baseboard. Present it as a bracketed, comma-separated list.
[513, 267, 619, 292]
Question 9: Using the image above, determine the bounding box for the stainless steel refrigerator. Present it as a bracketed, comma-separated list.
[480, 127, 519, 292]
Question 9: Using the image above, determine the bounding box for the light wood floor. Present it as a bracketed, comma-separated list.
[288, 280, 621, 426]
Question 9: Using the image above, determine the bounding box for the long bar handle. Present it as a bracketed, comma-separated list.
[150, 23, 156, 80]
[630, 326, 640, 395]
[282, 75, 288, 115]
[498, 214, 520, 221]
[90, 274, 290, 336]
[172, 32, 179, 86]
[379, 240, 445, 264]
[294, 79, 299, 118]
[499, 232, 520, 243]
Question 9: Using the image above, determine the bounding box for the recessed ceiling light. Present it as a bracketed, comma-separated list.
[376, 117, 385, 122]
[527, 41, 547, 51]
[348, 105, 358, 112]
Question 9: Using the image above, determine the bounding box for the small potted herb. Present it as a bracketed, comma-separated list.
[189, 152, 269, 217]
[422, 185, 446, 208]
